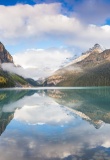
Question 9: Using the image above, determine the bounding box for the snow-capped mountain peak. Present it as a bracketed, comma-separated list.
[82, 43, 104, 55]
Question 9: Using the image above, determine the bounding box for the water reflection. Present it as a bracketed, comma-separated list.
[47, 88, 110, 128]
[0, 88, 110, 160]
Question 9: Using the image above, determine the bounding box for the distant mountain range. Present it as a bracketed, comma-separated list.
[45, 44, 110, 86]
[1, 42, 110, 87]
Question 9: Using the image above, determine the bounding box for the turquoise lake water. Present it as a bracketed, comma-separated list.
[0, 87, 110, 160]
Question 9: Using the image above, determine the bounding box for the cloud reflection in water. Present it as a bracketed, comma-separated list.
[0, 89, 110, 160]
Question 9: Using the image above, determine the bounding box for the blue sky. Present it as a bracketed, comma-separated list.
[0, 0, 79, 7]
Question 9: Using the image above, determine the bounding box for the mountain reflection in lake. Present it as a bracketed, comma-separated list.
[0, 88, 110, 160]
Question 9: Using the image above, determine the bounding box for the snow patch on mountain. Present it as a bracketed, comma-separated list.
[65, 44, 105, 67]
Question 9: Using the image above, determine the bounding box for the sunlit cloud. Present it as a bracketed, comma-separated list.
[0, 3, 110, 51]
[2, 47, 73, 79]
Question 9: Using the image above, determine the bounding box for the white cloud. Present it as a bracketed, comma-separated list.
[2, 47, 73, 79]
[14, 103, 74, 125]
[0, 3, 110, 51]
[0, 3, 80, 43]
[3, 92, 74, 125]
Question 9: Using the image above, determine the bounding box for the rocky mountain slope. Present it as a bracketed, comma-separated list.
[45, 44, 110, 86]
[0, 42, 32, 88]
[0, 42, 13, 64]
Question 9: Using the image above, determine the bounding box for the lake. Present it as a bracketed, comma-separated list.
[0, 87, 110, 160]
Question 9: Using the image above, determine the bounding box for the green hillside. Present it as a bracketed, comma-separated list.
[0, 70, 30, 88]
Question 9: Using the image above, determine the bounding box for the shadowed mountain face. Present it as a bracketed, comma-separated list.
[46, 44, 110, 86]
[0, 42, 13, 64]
[47, 87, 110, 128]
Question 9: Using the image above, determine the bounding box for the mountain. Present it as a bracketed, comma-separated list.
[45, 44, 110, 86]
[0, 42, 32, 88]
[82, 43, 104, 55]
[0, 42, 13, 65]
[0, 70, 32, 87]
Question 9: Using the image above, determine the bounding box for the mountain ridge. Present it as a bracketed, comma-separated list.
[45, 44, 110, 86]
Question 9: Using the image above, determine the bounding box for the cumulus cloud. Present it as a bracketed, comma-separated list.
[2, 47, 73, 79]
[0, 3, 80, 43]
[0, 3, 110, 51]
[66, 24, 110, 50]
[3, 92, 74, 125]
[14, 103, 74, 125]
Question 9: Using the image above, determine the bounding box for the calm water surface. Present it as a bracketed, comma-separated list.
[0, 87, 110, 160]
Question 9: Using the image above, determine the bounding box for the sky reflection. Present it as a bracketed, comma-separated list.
[0, 88, 110, 160]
